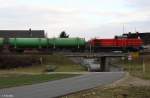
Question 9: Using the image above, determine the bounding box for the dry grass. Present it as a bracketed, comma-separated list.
[121, 55, 150, 79]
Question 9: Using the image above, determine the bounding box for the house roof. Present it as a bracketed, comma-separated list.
[0, 30, 45, 38]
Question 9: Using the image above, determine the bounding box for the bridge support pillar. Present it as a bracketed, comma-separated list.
[99, 57, 109, 72]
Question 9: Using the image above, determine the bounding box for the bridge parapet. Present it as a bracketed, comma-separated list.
[64, 52, 128, 58]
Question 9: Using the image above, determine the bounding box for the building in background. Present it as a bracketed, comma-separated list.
[0, 29, 45, 38]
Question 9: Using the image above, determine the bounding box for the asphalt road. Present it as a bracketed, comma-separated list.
[0, 72, 125, 98]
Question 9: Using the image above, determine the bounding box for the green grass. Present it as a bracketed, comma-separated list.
[0, 74, 79, 89]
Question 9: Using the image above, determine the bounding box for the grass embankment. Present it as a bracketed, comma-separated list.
[0, 54, 83, 89]
[41, 54, 85, 72]
[0, 74, 78, 89]
[121, 55, 150, 79]
[0, 54, 85, 74]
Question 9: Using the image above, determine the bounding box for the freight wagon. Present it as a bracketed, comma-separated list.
[48, 38, 86, 52]
[1, 38, 86, 52]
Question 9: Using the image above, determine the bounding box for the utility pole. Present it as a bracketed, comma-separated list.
[123, 24, 125, 34]
[134, 27, 137, 32]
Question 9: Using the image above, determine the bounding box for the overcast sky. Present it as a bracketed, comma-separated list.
[0, 0, 149, 39]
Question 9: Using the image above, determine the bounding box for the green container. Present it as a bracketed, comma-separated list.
[48, 38, 86, 47]
[0, 38, 4, 47]
[8, 38, 48, 48]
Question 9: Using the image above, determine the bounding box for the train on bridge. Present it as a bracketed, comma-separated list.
[0, 30, 144, 53]
[0, 37, 143, 53]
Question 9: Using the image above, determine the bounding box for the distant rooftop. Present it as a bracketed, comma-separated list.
[0, 29, 45, 38]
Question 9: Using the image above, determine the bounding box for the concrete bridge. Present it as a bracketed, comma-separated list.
[64, 52, 128, 72]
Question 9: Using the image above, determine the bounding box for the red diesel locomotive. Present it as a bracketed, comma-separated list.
[88, 38, 143, 52]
